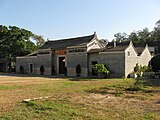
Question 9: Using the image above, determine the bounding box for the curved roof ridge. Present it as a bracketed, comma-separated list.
[39, 33, 95, 50]
[47, 33, 95, 42]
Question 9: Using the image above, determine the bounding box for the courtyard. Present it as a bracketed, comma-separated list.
[0, 73, 160, 119]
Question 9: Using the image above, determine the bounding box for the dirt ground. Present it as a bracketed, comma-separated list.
[0, 73, 160, 119]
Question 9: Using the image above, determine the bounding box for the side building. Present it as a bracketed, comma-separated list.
[16, 33, 152, 78]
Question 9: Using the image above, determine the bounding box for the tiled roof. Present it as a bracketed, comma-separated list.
[104, 41, 130, 52]
[40, 34, 95, 50]
[105, 46, 129, 52]
[135, 47, 145, 55]
[106, 41, 147, 54]
[88, 48, 106, 53]
[107, 41, 130, 47]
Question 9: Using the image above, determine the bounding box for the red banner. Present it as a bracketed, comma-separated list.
[56, 50, 66, 55]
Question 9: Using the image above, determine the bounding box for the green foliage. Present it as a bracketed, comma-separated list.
[113, 32, 127, 42]
[0, 25, 36, 57]
[32, 34, 45, 47]
[113, 20, 160, 54]
[134, 64, 151, 77]
[92, 64, 109, 78]
[156, 19, 160, 28]
[0, 85, 20, 90]
[134, 64, 143, 77]
[133, 80, 145, 91]
[144, 113, 156, 120]
[150, 54, 160, 71]
[0, 25, 38, 69]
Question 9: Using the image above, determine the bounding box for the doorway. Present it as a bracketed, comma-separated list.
[91, 61, 98, 76]
[59, 57, 66, 74]
[30, 64, 33, 73]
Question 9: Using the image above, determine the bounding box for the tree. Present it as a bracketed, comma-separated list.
[150, 20, 160, 42]
[113, 32, 127, 42]
[150, 54, 160, 72]
[32, 34, 45, 47]
[137, 28, 150, 43]
[92, 64, 109, 78]
[0, 25, 37, 71]
[156, 19, 160, 28]
[128, 31, 139, 44]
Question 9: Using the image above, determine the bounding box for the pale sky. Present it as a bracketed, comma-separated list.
[0, 0, 160, 41]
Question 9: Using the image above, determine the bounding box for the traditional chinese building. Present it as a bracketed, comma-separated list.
[16, 32, 152, 78]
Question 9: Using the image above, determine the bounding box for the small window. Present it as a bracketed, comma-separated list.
[127, 51, 130, 56]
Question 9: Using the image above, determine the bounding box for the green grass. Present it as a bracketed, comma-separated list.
[0, 85, 21, 90]
[0, 77, 159, 120]
[1, 99, 159, 120]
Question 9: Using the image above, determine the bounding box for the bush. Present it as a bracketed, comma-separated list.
[126, 80, 145, 91]
[92, 64, 109, 78]
[134, 64, 151, 77]
[134, 64, 143, 77]
[76, 64, 81, 77]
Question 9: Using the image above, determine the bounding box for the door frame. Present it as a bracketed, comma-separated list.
[29, 63, 33, 74]
[57, 55, 66, 74]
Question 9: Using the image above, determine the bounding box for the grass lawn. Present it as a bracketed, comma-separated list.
[0, 74, 160, 120]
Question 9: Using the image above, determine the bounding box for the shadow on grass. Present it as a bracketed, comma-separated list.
[85, 86, 124, 97]
[142, 79, 160, 87]
[69, 77, 98, 81]
[0, 72, 69, 79]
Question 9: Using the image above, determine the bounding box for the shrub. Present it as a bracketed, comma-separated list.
[76, 64, 81, 77]
[134, 64, 143, 77]
[134, 64, 151, 77]
[126, 80, 145, 91]
[92, 64, 109, 78]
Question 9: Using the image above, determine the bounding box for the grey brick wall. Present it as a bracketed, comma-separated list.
[67, 52, 88, 77]
[88, 53, 99, 76]
[99, 52, 125, 78]
[16, 56, 38, 74]
[36, 53, 52, 75]
[16, 52, 52, 75]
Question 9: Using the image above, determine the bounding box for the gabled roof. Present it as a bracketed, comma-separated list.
[88, 48, 106, 53]
[104, 41, 130, 52]
[106, 41, 149, 55]
[135, 47, 145, 55]
[40, 34, 95, 50]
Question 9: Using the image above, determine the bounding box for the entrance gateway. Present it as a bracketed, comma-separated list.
[59, 57, 66, 74]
